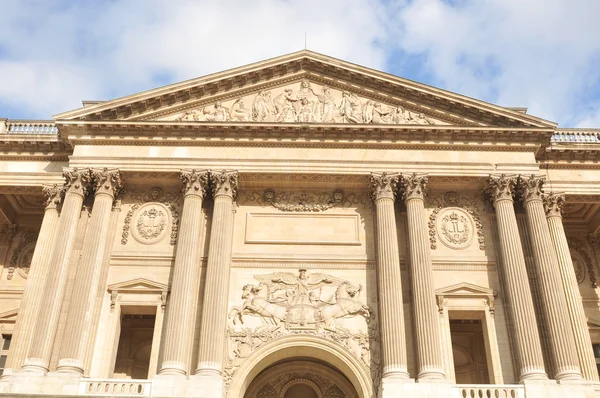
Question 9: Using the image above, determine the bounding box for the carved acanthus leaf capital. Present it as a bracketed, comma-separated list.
[0, 224, 17, 246]
[486, 174, 516, 204]
[42, 184, 64, 210]
[401, 173, 428, 201]
[543, 193, 565, 218]
[63, 168, 92, 198]
[92, 168, 123, 198]
[180, 169, 209, 198]
[211, 170, 239, 199]
[369, 172, 399, 201]
[518, 174, 545, 203]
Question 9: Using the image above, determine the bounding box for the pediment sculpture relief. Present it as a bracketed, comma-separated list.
[169, 79, 447, 125]
[225, 269, 380, 386]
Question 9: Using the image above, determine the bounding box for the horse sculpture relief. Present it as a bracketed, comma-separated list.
[228, 269, 373, 332]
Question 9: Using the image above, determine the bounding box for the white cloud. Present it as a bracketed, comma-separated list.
[0, 0, 389, 118]
[392, 0, 600, 126]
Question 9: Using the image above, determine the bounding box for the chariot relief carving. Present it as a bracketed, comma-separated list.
[225, 269, 379, 386]
[169, 79, 447, 125]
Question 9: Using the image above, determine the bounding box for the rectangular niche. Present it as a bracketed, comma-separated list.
[244, 213, 361, 246]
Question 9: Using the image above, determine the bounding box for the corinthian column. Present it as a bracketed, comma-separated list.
[3, 186, 62, 376]
[518, 176, 582, 381]
[487, 174, 547, 381]
[56, 168, 123, 375]
[544, 194, 598, 382]
[401, 173, 445, 380]
[22, 168, 91, 374]
[159, 169, 209, 376]
[195, 170, 238, 378]
[370, 173, 409, 380]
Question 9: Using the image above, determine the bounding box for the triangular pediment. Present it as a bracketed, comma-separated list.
[107, 278, 169, 293]
[54, 51, 555, 128]
[436, 282, 496, 297]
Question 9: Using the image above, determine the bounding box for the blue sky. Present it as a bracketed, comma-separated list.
[1, 0, 600, 127]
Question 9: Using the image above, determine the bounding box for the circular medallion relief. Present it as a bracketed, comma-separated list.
[130, 202, 171, 245]
[436, 207, 474, 250]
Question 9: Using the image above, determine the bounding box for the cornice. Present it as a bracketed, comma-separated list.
[54, 50, 555, 128]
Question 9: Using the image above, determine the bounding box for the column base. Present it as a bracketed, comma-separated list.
[19, 358, 48, 376]
[158, 360, 188, 377]
[55, 358, 84, 375]
[555, 368, 584, 382]
[416, 368, 446, 381]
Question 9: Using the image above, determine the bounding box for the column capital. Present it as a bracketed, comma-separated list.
[369, 172, 399, 201]
[401, 172, 428, 202]
[63, 168, 92, 198]
[210, 170, 239, 199]
[91, 168, 123, 198]
[180, 169, 209, 198]
[42, 184, 63, 210]
[487, 174, 516, 204]
[518, 174, 545, 204]
[543, 193, 565, 219]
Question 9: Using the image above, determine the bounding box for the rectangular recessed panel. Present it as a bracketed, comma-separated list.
[245, 213, 361, 245]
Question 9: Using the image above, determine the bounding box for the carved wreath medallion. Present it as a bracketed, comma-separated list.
[130, 203, 170, 245]
[436, 207, 474, 250]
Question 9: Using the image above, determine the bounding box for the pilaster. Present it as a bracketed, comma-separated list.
[21, 168, 92, 375]
[159, 169, 209, 376]
[401, 173, 445, 380]
[544, 193, 598, 382]
[369, 172, 409, 380]
[195, 170, 238, 385]
[487, 174, 547, 381]
[56, 168, 123, 375]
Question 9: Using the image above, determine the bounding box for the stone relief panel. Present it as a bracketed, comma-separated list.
[7, 232, 37, 280]
[165, 79, 448, 125]
[121, 187, 181, 246]
[238, 189, 372, 212]
[427, 191, 485, 251]
[570, 239, 597, 288]
[225, 269, 379, 387]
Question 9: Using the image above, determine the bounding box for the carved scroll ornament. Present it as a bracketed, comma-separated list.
[428, 192, 485, 250]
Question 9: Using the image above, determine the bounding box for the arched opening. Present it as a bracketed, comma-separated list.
[228, 334, 372, 398]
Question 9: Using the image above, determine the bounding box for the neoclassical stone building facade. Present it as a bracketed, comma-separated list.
[0, 51, 599, 397]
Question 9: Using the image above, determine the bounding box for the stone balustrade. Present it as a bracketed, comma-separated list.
[79, 379, 151, 396]
[454, 384, 524, 398]
[551, 129, 600, 143]
[2, 120, 58, 135]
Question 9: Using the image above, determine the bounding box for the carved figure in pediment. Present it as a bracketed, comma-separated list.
[339, 91, 362, 123]
[252, 90, 276, 122]
[230, 98, 251, 122]
[203, 102, 229, 121]
[372, 102, 391, 124]
[414, 112, 434, 125]
[391, 106, 408, 124]
[274, 88, 299, 122]
[297, 98, 314, 123]
[312, 85, 337, 122]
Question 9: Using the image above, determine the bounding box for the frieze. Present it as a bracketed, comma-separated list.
[238, 190, 372, 212]
[168, 79, 446, 126]
[7, 232, 37, 280]
[121, 187, 181, 246]
[225, 269, 379, 386]
[427, 192, 485, 251]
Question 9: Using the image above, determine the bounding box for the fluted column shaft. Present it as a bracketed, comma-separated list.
[22, 168, 91, 374]
[195, 170, 238, 376]
[370, 173, 409, 379]
[3, 187, 61, 375]
[159, 170, 209, 376]
[402, 173, 445, 380]
[518, 176, 582, 380]
[57, 169, 122, 375]
[544, 194, 598, 382]
[487, 175, 547, 381]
